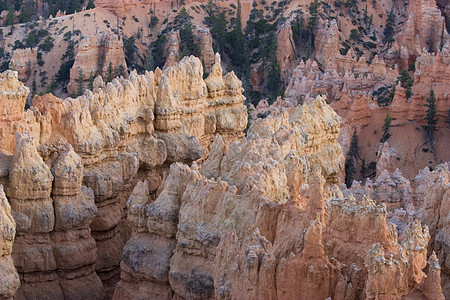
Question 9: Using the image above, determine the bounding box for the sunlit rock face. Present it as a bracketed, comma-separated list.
[0, 54, 247, 299]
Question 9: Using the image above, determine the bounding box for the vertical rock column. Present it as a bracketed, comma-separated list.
[50, 145, 103, 299]
[83, 153, 139, 297]
[7, 133, 61, 299]
[0, 185, 20, 300]
[113, 164, 192, 300]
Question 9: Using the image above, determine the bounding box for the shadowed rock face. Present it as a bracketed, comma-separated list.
[0, 54, 247, 299]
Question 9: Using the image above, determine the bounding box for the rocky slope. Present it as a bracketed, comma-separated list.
[0, 53, 247, 299]
[114, 95, 445, 299]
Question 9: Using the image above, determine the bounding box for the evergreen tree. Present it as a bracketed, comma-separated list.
[381, 113, 392, 142]
[180, 45, 190, 59]
[46, 76, 57, 94]
[144, 44, 154, 71]
[77, 69, 84, 96]
[361, 158, 367, 178]
[150, 15, 158, 29]
[25, 30, 37, 48]
[151, 34, 167, 68]
[71, 0, 82, 13]
[20, 0, 35, 23]
[203, 3, 227, 53]
[56, 41, 75, 86]
[5, 0, 15, 26]
[107, 62, 113, 83]
[179, 21, 200, 58]
[345, 129, 359, 188]
[383, 8, 395, 45]
[86, 0, 95, 10]
[422, 88, 438, 142]
[88, 71, 94, 91]
[398, 69, 413, 98]
[117, 64, 126, 77]
[440, 24, 445, 52]
[307, 0, 320, 30]
[228, 0, 246, 75]
[31, 75, 36, 96]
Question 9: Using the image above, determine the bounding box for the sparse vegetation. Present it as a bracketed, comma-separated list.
[38, 36, 54, 52]
[345, 129, 359, 188]
[374, 85, 396, 107]
[381, 113, 392, 142]
[398, 69, 413, 99]
[77, 69, 84, 97]
[422, 88, 438, 143]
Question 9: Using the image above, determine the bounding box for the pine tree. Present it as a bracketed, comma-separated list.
[31, 75, 37, 96]
[383, 8, 395, 45]
[228, 0, 246, 75]
[398, 69, 413, 98]
[46, 76, 57, 94]
[107, 62, 113, 83]
[381, 113, 392, 142]
[361, 158, 366, 178]
[144, 44, 154, 71]
[71, 0, 82, 13]
[20, 0, 36, 23]
[88, 71, 94, 91]
[86, 0, 95, 10]
[77, 69, 84, 96]
[117, 64, 126, 77]
[307, 0, 320, 30]
[422, 88, 438, 142]
[180, 45, 189, 59]
[345, 129, 359, 188]
[440, 24, 445, 52]
[5, 0, 15, 26]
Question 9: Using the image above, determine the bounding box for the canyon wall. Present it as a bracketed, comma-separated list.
[0, 53, 247, 299]
[114, 95, 445, 299]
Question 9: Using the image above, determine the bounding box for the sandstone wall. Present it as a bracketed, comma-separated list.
[0, 185, 20, 300]
[67, 32, 128, 95]
[9, 48, 37, 82]
[115, 95, 444, 299]
[164, 27, 215, 74]
[0, 54, 247, 299]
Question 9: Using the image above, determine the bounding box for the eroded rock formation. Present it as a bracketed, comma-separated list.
[9, 48, 37, 82]
[67, 32, 128, 95]
[164, 27, 215, 73]
[0, 71, 29, 154]
[0, 54, 247, 299]
[0, 185, 19, 300]
[114, 95, 444, 299]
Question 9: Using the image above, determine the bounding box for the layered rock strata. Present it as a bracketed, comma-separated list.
[0, 71, 29, 154]
[67, 32, 128, 95]
[284, 52, 398, 106]
[9, 48, 37, 82]
[164, 27, 215, 73]
[0, 54, 246, 299]
[115, 95, 443, 299]
[0, 185, 19, 300]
